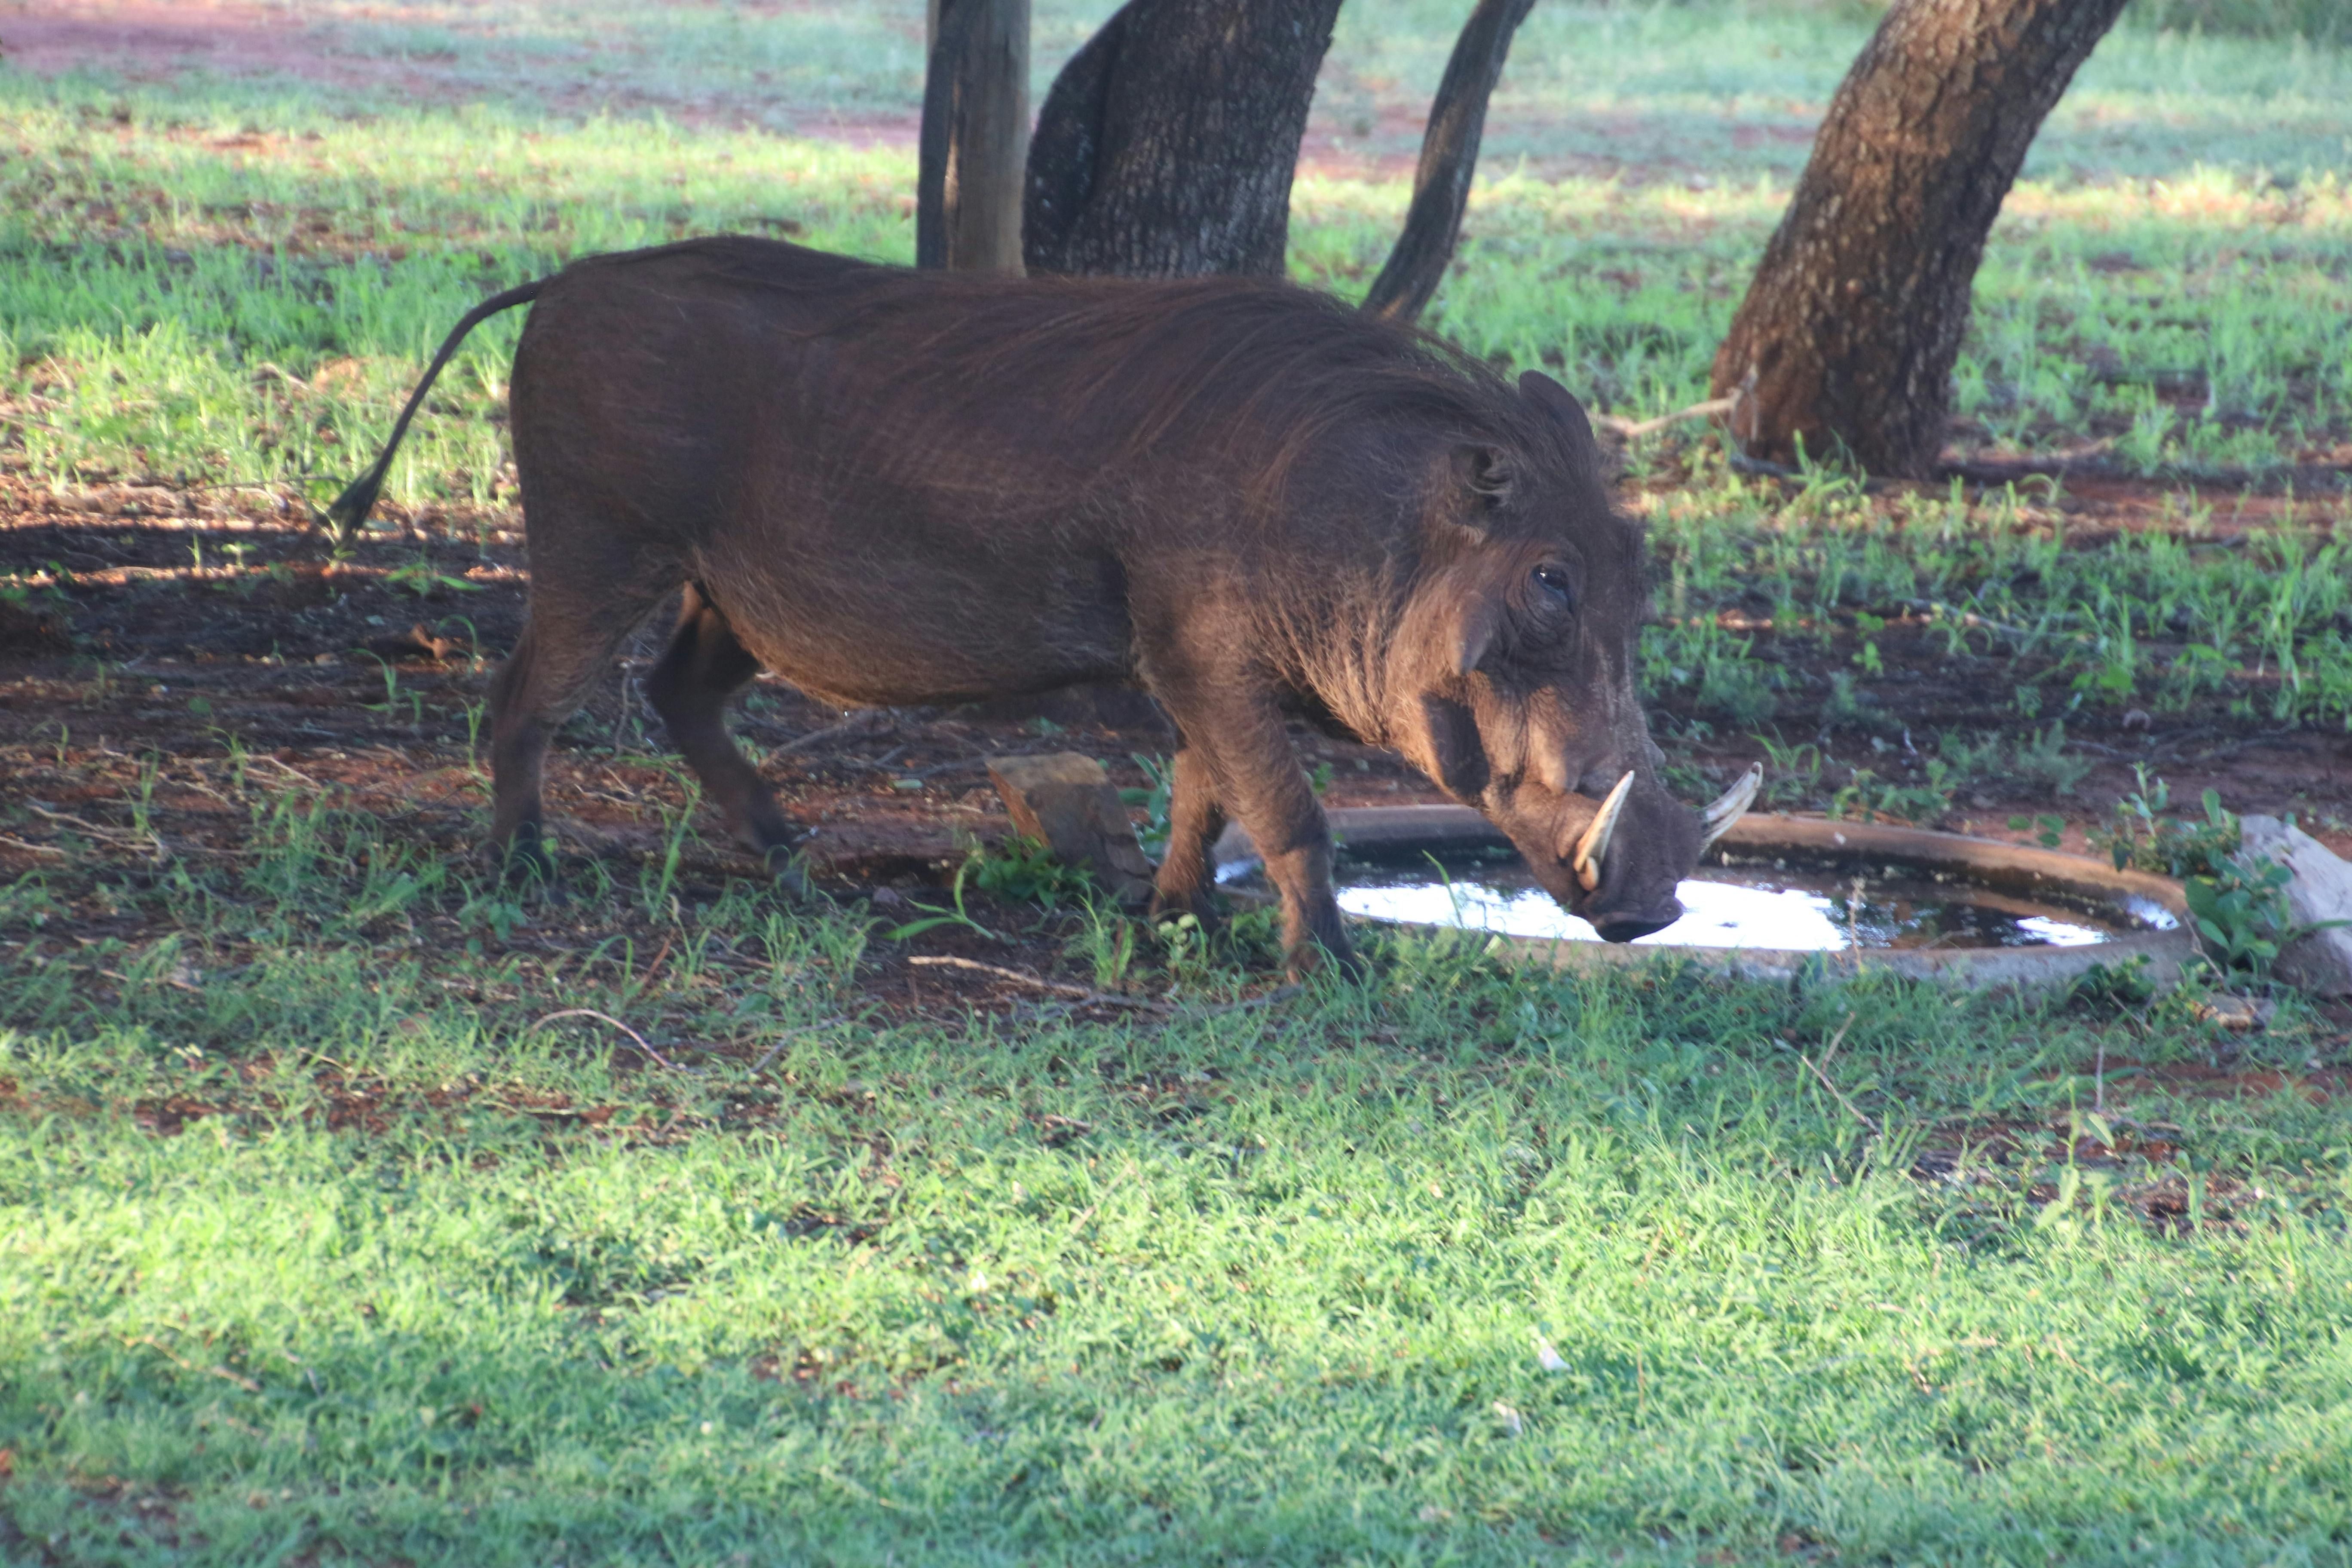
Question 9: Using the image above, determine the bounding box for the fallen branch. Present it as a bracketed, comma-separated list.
[3, 560, 526, 591]
[1896, 598, 2040, 643]
[125, 1334, 263, 1393]
[1800, 1016, 1877, 1133]
[0, 835, 67, 857]
[1589, 397, 1733, 441]
[1184, 982, 1304, 1018]
[766, 710, 895, 765]
[749, 1015, 851, 1077]
[98, 965, 206, 995]
[530, 1007, 689, 1072]
[907, 954, 1170, 1013]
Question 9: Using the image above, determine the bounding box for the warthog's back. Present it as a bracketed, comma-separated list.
[505, 236, 1538, 710]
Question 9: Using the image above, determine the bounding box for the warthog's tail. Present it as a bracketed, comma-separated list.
[325, 278, 547, 536]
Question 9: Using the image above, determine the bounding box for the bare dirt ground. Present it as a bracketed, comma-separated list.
[3, 1, 2346, 930]
[4, 466, 2345, 900]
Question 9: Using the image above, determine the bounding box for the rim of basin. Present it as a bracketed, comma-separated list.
[1212, 806, 2200, 990]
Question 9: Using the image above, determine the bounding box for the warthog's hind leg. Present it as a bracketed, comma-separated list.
[643, 583, 809, 891]
[1149, 745, 1226, 931]
[486, 597, 652, 880]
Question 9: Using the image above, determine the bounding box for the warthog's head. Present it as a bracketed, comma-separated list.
[1385, 370, 1756, 941]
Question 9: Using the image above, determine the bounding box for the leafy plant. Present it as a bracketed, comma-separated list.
[1120, 753, 1175, 862]
[383, 558, 483, 599]
[966, 833, 1094, 911]
[882, 854, 998, 942]
[2181, 857, 2300, 978]
[1829, 763, 1953, 826]
[2088, 768, 2239, 878]
[2007, 812, 2067, 849]
[1752, 733, 1824, 807]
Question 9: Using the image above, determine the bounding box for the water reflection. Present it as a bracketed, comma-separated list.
[1332, 871, 2118, 951]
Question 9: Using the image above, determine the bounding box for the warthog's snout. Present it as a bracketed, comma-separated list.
[1562, 762, 1762, 943]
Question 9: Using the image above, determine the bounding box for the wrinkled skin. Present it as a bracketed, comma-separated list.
[337, 238, 1709, 974]
[1381, 374, 1698, 942]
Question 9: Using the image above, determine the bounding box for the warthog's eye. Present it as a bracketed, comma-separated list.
[1531, 565, 1575, 607]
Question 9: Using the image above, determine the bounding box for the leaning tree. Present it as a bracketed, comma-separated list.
[1360, 0, 1537, 322]
[1709, 0, 2134, 476]
[918, 0, 1537, 310]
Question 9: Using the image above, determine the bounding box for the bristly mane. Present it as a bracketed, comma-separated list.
[693, 242, 1567, 516]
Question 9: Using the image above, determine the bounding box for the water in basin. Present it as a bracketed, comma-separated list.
[1277, 847, 2175, 951]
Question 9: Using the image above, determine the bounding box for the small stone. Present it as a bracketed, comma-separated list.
[2236, 815, 2352, 997]
[986, 752, 1156, 906]
[2193, 995, 2272, 1031]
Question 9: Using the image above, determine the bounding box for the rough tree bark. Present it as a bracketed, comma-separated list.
[917, 0, 1030, 272]
[1361, 0, 1537, 324]
[1023, 0, 1344, 278]
[1709, 0, 2132, 476]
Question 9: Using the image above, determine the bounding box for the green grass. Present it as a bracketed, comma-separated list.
[6, 771, 2352, 1565]
[7, 4, 2352, 1559]
[1635, 469, 2352, 744]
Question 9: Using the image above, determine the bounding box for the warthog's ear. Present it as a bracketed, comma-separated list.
[1453, 444, 1517, 510]
[1519, 371, 1602, 473]
[1418, 695, 1491, 798]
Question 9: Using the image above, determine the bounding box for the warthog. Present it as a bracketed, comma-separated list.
[333, 237, 1757, 971]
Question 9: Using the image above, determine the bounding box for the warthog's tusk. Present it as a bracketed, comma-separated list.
[1572, 771, 1635, 891]
[1698, 762, 1763, 850]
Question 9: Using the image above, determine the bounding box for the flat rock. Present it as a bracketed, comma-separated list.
[2237, 815, 2352, 996]
[987, 751, 1156, 906]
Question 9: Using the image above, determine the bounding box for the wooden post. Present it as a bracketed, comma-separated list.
[919, 0, 1030, 273]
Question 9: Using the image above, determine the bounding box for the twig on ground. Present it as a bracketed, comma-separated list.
[98, 965, 205, 995]
[248, 753, 329, 790]
[907, 954, 1170, 1013]
[24, 801, 138, 842]
[1801, 1016, 1877, 1133]
[1897, 599, 2036, 643]
[900, 755, 993, 780]
[767, 711, 894, 764]
[125, 1334, 264, 1393]
[749, 1015, 850, 1078]
[1184, 983, 1304, 1018]
[0, 835, 67, 857]
[630, 936, 676, 996]
[530, 1007, 689, 1072]
[1589, 396, 1733, 441]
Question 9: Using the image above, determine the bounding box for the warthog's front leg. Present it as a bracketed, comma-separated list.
[1152, 679, 1357, 978]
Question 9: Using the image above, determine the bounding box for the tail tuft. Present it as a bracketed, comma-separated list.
[324, 459, 391, 539]
[317, 275, 547, 542]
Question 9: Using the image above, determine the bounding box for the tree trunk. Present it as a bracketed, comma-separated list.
[918, 0, 1030, 272]
[1023, 0, 1343, 278]
[1361, 0, 1536, 324]
[1709, 0, 2131, 477]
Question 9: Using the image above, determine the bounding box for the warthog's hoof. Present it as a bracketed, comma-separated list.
[1284, 939, 1365, 985]
[760, 844, 816, 899]
[493, 834, 559, 888]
